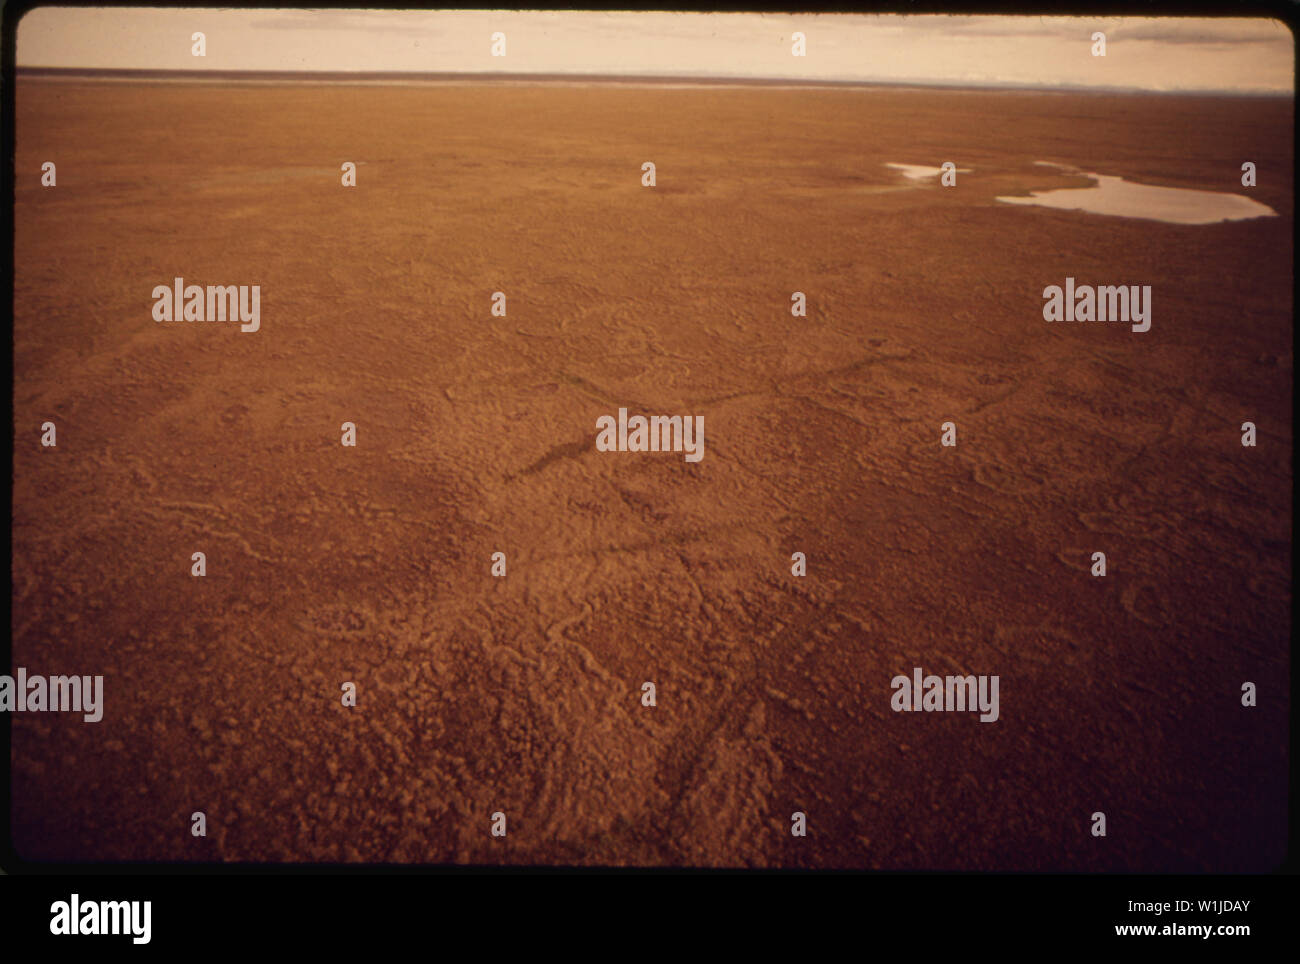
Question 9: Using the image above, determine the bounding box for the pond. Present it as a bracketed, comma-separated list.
[996, 164, 1277, 225]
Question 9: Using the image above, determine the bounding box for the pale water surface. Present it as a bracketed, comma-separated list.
[885, 162, 973, 180]
[997, 163, 1277, 224]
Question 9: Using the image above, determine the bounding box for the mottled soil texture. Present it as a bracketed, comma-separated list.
[11, 81, 1292, 869]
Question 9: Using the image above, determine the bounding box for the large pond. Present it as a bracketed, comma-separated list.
[995, 162, 1277, 225]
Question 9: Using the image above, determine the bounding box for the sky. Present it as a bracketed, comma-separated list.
[16, 9, 1296, 93]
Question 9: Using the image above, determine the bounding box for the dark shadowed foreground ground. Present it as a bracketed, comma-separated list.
[11, 80, 1291, 868]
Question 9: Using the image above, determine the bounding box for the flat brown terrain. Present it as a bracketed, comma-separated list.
[10, 80, 1292, 869]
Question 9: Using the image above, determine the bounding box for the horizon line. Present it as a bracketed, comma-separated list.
[15, 66, 1295, 97]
